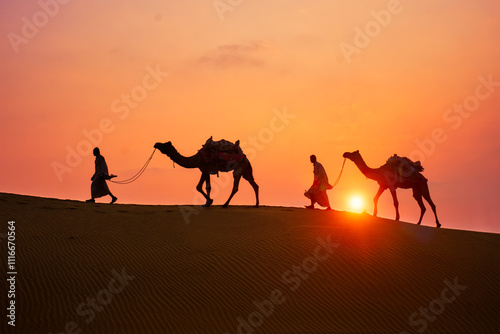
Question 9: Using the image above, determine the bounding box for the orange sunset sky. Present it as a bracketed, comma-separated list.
[1, 0, 499, 233]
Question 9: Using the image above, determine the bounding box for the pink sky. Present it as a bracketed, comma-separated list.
[1, 0, 499, 233]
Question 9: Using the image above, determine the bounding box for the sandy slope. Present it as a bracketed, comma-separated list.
[0, 192, 499, 334]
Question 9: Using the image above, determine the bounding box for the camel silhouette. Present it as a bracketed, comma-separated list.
[343, 150, 440, 227]
[154, 141, 259, 208]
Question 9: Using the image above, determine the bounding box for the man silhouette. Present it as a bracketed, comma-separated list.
[304, 155, 332, 210]
[86, 147, 117, 204]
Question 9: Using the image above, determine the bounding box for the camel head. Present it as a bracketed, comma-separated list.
[343, 150, 360, 161]
[154, 141, 175, 156]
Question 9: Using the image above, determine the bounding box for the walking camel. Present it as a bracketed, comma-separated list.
[343, 150, 440, 227]
[154, 141, 259, 208]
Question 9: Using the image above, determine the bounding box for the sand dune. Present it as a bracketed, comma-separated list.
[0, 192, 499, 334]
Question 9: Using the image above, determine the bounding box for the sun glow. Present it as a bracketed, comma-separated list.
[349, 195, 365, 213]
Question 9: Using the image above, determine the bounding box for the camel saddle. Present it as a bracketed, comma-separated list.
[387, 154, 424, 182]
[199, 137, 246, 165]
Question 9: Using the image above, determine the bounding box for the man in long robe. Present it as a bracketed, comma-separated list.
[86, 147, 117, 204]
[304, 155, 332, 210]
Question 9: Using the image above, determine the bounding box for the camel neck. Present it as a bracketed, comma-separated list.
[169, 148, 200, 168]
[352, 155, 378, 180]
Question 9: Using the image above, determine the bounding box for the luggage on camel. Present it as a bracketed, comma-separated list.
[199, 136, 246, 165]
[387, 154, 423, 181]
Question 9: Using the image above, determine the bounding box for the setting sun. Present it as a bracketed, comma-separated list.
[349, 195, 365, 213]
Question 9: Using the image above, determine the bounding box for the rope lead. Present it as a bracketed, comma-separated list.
[330, 158, 346, 189]
[109, 149, 157, 185]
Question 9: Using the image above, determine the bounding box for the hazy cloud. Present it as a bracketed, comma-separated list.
[198, 40, 274, 68]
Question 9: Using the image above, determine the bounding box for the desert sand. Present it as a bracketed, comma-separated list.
[0, 192, 499, 334]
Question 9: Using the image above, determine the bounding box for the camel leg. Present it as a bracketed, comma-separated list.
[243, 166, 259, 207]
[223, 175, 241, 208]
[422, 184, 440, 228]
[412, 189, 426, 225]
[196, 173, 212, 207]
[248, 179, 259, 207]
[389, 187, 400, 221]
[373, 185, 386, 217]
[204, 175, 213, 207]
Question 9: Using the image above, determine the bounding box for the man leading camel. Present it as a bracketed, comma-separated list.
[304, 155, 332, 210]
[86, 147, 117, 204]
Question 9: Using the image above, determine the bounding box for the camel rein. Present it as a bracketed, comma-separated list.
[330, 158, 347, 189]
[109, 149, 157, 185]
